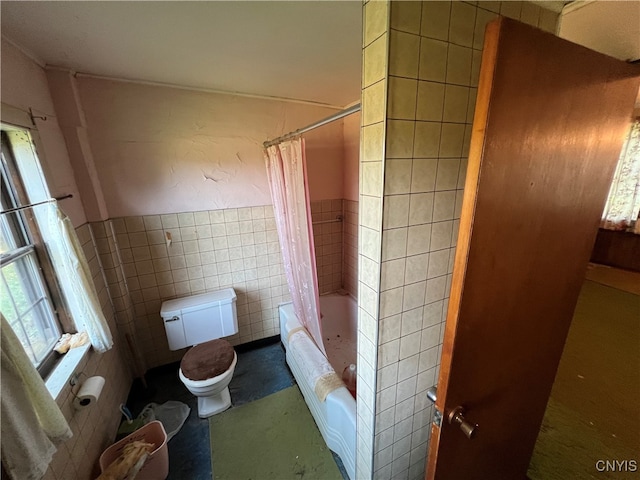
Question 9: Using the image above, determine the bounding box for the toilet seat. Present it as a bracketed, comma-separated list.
[178, 351, 237, 417]
[180, 339, 234, 381]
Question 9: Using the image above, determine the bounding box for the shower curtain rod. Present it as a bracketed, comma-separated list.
[263, 103, 361, 148]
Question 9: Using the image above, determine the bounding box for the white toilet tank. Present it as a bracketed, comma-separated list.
[160, 288, 238, 350]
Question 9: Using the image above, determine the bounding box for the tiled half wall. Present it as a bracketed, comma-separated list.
[44, 224, 132, 479]
[92, 200, 358, 370]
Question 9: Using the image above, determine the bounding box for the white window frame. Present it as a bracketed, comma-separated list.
[0, 130, 68, 377]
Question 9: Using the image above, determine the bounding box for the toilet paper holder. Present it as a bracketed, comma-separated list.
[73, 375, 106, 410]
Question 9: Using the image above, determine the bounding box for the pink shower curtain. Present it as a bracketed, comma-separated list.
[265, 138, 325, 355]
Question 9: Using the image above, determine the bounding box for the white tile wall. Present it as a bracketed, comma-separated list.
[344, 200, 360, 298]
[91, 198, 359, 371]
[311, 199, 345, 294]
[95, 205, 291, 369]
[358, 1, 390, 478]
[43, 224, 132, 479]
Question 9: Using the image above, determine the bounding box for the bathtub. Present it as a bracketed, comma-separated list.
[280, 293, 357, 480]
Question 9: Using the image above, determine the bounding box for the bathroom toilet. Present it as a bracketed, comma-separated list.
[160, 288, 238, 418]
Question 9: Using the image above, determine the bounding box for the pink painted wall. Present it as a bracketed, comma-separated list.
[343, 111, 360, 202]
[305, 110, 360, 203]
[1, 39, 86, 227]
[46, 68, 110, 222]
[305, 119, 345, 201]
[0, 39, 132, 478]
[73, 77, 344, 217]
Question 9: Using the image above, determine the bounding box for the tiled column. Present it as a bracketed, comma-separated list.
[358, 1, 390, 478]
[358, 2, 558, 479]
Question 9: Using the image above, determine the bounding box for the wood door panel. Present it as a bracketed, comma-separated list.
[427, 18, 640, 480]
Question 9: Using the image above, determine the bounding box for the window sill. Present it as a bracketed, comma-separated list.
[45, 343, 91, 401]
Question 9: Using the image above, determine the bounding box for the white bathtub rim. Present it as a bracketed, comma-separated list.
[285, 349, 356, 480]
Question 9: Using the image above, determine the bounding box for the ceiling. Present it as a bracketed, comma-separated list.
[1, 1, 363, 108]
[560, 1, 640, 62]
[3, 1, 633, 110]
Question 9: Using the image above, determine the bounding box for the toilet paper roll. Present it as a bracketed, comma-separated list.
[73, 376, 105, 410]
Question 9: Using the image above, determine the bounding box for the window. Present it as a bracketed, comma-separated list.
[0, 131, 63, 376]
[601, 118, 640, 233]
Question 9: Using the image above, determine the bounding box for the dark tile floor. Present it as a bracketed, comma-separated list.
[125, 337, 348, 479]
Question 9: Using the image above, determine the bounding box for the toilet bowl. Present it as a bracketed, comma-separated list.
[179, 350, 238, 417]
[178, 337, 237, 417]
[160, 288, 239, 418]
[179, 354, 237, 417]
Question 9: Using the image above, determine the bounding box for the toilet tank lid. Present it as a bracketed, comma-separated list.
[160, 288, 236, 316]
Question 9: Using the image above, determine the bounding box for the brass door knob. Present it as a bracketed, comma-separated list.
[448, 406, 478, 439]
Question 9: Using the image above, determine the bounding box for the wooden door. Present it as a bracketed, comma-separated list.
[426, 18, 640, 480]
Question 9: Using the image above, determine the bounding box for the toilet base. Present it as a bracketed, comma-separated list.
[197, 387, 232, 418]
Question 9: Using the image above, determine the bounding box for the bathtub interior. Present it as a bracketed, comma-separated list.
[280, 293, 357, 374]
[319, 293, 357, 376]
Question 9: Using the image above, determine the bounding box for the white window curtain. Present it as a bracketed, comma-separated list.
[265, 138, 325, 355]
[601, 119, 640, 233]
[7, 129, 113, 352]
[1, 314, 72, 480]
[39, 203, 113, 352]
